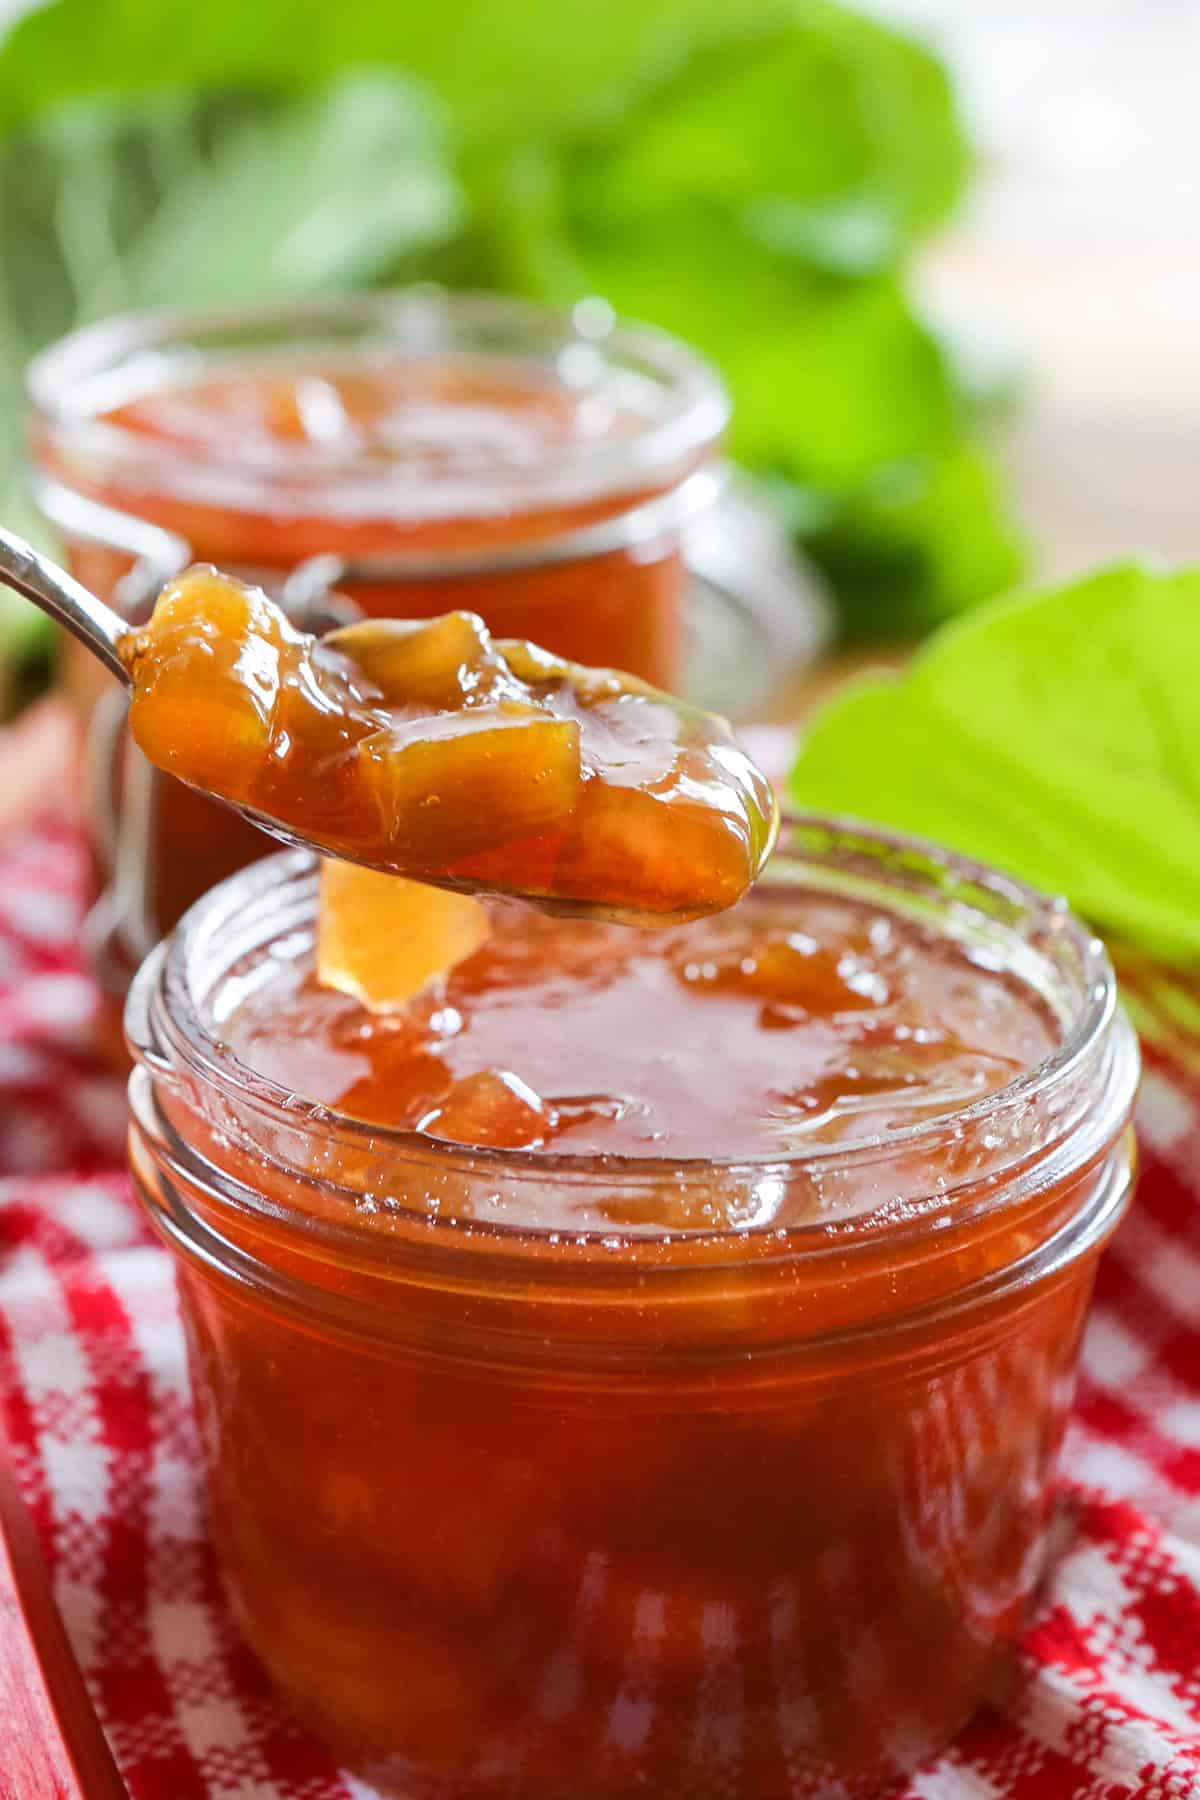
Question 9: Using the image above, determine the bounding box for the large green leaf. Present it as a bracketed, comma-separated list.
[408, 2, 1001, 632]
[562, 6, 966, 270]
[466, 173, 964, 488]
[0, 0, 965, 238]
[569, 219, 960, 483]
[790, 563, 1200, 959]
[0, 0, 774, 137]
[804, 445, 1029, 641]
[94, 75, 461, 310]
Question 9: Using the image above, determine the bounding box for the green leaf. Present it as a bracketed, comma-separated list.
[412, 0, 999, 634]
[447, 3, 971, 483]
[804, 445, 1028, 642]
[0, 0, 965, 246]
[485, 181, 961, 487]
[789, 563, 1200, 960]
[95, 74, 461, 310]
[564, 5, 966, 269]
[0, 0, 778, 139]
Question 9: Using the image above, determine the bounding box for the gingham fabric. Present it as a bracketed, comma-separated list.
[2, 813, 1200, 1800]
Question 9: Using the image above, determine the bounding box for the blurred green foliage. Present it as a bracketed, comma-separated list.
[791, 561, 1200, 962]
[0, 0, 1025, 675]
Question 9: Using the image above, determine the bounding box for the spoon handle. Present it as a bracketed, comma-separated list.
[0, 527, 131, 687]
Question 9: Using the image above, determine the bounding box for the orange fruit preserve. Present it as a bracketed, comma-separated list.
[119, 568, 776, 920]
[127, 825, 1140, 1800]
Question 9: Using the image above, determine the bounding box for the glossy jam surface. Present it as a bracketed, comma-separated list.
[227, 889, 1057, 1172]
[105, 359, 639, 499]
[120, 569, 776, 921]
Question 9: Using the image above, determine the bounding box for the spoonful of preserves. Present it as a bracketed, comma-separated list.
[0, 526, 777, 926]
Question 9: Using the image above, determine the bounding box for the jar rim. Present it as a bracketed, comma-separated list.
[27, 288, 730, 522]
[127, 813, 1135, 1241]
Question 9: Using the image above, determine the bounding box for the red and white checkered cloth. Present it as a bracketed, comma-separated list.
[2, 813, 1200, 1799]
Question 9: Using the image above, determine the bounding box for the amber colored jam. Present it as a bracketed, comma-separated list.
[229, 891, 1056, 1169]
[127, 835, 1139, 1800]
[96, 356, 697, 624]
[120, 570, 776, 920]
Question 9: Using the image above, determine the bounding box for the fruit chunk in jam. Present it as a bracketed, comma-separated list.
[317, 863, 491, 1012]
[119, 568, 776, 924]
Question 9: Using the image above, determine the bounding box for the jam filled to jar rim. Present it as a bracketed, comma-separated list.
[27, 290, 731, 522]
[128, 814, 1139, 1273]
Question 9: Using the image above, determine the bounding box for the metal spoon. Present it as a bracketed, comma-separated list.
[0, 526, 131, 687]
[0, 525, 380, 872]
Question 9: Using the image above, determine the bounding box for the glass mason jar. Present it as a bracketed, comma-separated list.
[27, 291, 825, 1015]
[124, 818, 1139, 1800]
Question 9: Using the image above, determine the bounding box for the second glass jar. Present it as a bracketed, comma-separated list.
[27, 289, 744, 986]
